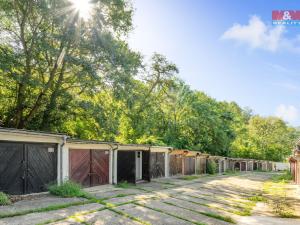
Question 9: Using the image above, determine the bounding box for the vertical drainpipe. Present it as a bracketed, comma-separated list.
[109, 143, 118, 185]
[60, 135, 67, 185]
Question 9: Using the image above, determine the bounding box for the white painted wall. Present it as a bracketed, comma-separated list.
[274, 162, 290, 171]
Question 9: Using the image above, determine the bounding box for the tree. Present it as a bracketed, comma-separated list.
[0, 0, 140, 129]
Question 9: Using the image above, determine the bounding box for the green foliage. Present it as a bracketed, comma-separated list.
[0, 0, 297, 161]
[207, 160, 217, 174]
[271, 171, 292, 183]
[0, 192, 10, 205]
[115, 181, 135, 189]
[179, 175, 201, 180]
[48, 181, 88, 198]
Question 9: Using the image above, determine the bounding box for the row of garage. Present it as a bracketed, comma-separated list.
[0, 128, 275, 195]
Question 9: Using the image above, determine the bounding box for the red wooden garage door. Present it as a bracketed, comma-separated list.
[69, 149, 109, 187]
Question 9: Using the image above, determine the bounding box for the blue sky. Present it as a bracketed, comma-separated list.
[128, 0, 300, 127]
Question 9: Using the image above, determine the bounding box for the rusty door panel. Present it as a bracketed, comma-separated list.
[91, 150, 109, 186]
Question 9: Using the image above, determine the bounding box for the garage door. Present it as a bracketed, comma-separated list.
[169, 155, 182, 176]
[117, 151, 135, 183]
[150, 152, 165, 178]
[0, 142, 57, 195]
[69, 149, 109, 187]
[184, 157, 195, 175]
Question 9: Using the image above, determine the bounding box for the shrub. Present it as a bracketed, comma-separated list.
[207, 160, 217, 174]
[0, 192, 11, 205]
[48, 181, 88, 198]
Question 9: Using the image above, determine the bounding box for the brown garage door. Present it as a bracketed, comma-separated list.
[169, 155, 182, 176]
[69, 149, 109, 187]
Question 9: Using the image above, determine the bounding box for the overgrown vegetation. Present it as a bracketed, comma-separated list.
[207, 161, 217, 174]
[263, 173, 298, 218]
[178, 175, 201, 180]
[0, 0, 298, 160]
[0, 192, 11, 205]
[271, 170, 292, 183]
[115, 181, 136, 189]
[48, 181, 89, 198]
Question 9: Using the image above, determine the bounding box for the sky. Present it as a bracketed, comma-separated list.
[128, 0, 300, 127]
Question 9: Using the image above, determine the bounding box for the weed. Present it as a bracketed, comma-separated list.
[48, 181, 89, 198]
[0, 192, 11, 205]
[179, 175, 201, 181]
[0, 200, 94, 219]
[115, 181, 135, 189]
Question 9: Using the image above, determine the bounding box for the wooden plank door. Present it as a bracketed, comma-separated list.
[91, 150, 109, 186]
[69, 149, 91, 187]
[26, 143, 57, 194]
[0, 142, 24, 195]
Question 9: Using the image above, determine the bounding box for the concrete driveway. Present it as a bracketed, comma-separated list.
[0, 172, 300, 225]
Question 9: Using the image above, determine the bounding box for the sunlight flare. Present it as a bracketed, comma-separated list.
[69, 0, 93, 20]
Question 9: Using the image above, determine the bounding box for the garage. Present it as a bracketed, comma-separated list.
[0, 141, 58, 195]
[69, 149, 109, 187]
[150, 152, 165, 178]
[115, 145, 150, 184]
[0, 129, 63, 195]
[169, 150, 184, 176]
[149, 146, 170, 179]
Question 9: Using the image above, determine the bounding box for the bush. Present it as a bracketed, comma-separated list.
[48, 181, 88, 198]
[0, 192, 11, 205]
[207, 160, 217, 174]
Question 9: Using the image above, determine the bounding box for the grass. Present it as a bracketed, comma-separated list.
[262, 173, 299, 218]
[134, 202, 206, 225]
[271, 170, 292, 183]
[48, 181, 89, 198]
[170, 195, 252, 216]
[0, 192, 11, 205]
[0, 200, 94, 219]
[115, 181, 136, 189]
[178, 175, 201, 181]
[108, 208, 151, 225]
[163, 201, 236, 223]
[248, 194, 267, 203]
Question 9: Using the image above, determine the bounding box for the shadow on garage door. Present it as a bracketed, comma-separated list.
[0, 142, 57, 195]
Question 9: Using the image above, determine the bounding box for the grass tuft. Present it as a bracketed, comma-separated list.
[0, 192, 11, 205]
[115, 181, 135, 189]
[48, 181, 89, 198]
[179, 175, 201, 181]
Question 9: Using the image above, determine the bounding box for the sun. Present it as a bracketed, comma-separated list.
[70, 0, 93, 20]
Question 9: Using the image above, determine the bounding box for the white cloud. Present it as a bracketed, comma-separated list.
[221, 15, 300, 53]
[275, 104, 299, 123]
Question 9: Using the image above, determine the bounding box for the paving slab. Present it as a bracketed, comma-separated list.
[105, 193, 155, 205]
[173, 194, 241, 212]
[52, 209, 141, 225]
[89, 188, 146, 199]
[117, 203, 191, 225]
[161, 195, 236, 218]
[138, 199, 231, 225]
[0, 195, 87, 215]
[0, 203, 102, 225]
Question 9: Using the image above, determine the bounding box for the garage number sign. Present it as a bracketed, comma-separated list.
[48, 147, 55, 153]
